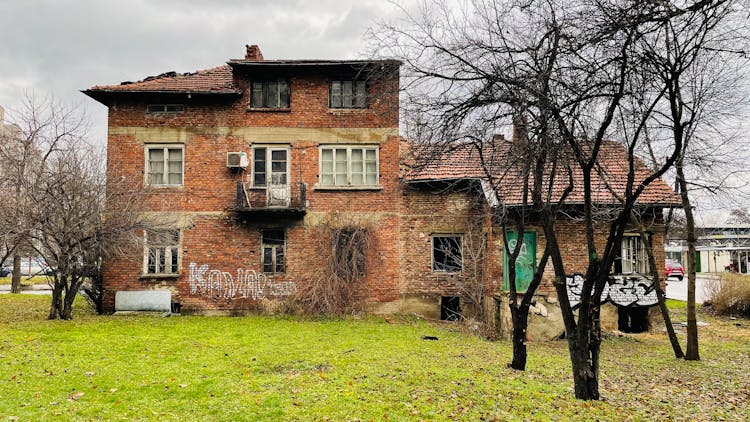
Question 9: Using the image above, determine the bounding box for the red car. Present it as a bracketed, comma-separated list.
[665, 259, 684, 280]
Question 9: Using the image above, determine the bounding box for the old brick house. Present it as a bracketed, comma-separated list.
[84, 45, 678, 337]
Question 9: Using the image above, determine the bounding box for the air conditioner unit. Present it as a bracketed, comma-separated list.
[227, 152, 249, 169]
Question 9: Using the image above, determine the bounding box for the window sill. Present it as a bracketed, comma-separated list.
[246, 107, 291, 113]
[145, 184, 184, 189]
[313, 185, 383, 191]
[327, 108, 369, 114]
[140, 273, 180, 280]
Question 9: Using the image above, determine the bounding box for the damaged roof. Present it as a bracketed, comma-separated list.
[402, 138, 681, 207]
[82, 44, 399, 105]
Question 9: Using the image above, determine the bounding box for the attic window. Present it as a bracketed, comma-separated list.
[147, 104, 185, 113]
[329, 80, 366, 108]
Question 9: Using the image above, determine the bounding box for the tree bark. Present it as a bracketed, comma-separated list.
[48, 278, 63, 320]
[633, 213, 685, 358]
[677, 165, 700, 360]
[508, 304, 529, 370]
[10, 254, 21, 294]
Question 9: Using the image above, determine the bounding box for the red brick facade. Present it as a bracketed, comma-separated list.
[86, 46, 670, 330]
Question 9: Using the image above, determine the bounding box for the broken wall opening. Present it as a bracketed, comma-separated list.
[441, 296, 461, 321]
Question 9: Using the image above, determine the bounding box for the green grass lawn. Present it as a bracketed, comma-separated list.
[1, 296, 748, 421]
[0, 276, 49, 286]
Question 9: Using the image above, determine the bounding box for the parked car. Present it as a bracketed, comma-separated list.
[0, 266, 11, 277]
[665, 259, 684, 280]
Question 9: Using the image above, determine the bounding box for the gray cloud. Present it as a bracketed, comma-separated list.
[0, 0, 413, 142]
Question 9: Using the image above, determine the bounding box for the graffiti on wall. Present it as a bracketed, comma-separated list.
[566, 274, 658, 308]
[188, 262, 297, 300]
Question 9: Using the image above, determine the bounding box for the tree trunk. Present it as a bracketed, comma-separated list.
[508, 303, 529, 370]
[48, 279, 63, 320]
[569, 320, 601, 400]
[633, 213, 685, 358]
[677, 165, 700, 360]
[10, 255, 22, 294]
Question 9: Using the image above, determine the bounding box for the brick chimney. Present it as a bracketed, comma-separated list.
[245, 44, 264, 61]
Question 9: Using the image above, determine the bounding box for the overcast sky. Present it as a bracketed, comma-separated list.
[1, 0, 745, 223]
[0, 0, 414, 140]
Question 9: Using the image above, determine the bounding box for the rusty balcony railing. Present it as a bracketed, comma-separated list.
[236, 181, 307, 217]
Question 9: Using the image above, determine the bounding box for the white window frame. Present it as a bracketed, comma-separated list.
[620, 234, 650, 275]
[318, 145, 379, 187]
[143, 229, 181, 276]
[145, 144, 184, 187]
[431, 234, 463, 273]
[251, 145, 291, 188]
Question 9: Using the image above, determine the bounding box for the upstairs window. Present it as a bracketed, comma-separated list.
[319, 146, 378, 186]
[432, 235, 462, 273]
[146, 145, 183, 186]
[147, 104, 185, 113]
[144, 229, 180, 275]
[262, 229, 286, 273]
[250, 80, 290, 108]
[329, 80, 366, 108]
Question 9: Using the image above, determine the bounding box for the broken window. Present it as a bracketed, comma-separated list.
[250, 80, 290, 108]
[146, 145, 183, 186]
[262, 229, 286, 273]
[615, 234, 650, 274]
[432, 235, 462, 273]
[333, 228, 367, 279]
[147, 104, 185, 113]
[320, 146, 378, 186]
[329, 80, 367, 108]
[144, 229, 180, 275]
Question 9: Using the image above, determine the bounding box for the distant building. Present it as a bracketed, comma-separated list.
[695, 225, 750, 273]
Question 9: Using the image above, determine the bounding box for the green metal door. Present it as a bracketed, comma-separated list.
[503, 231, 537, 292]
[694, 251, 701, 273]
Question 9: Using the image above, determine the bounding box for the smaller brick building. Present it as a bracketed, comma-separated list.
[84, 44, 679, 337]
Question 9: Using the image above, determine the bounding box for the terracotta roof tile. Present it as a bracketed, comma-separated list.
[88, 65, 238, 94]
[403, 139, 681, 207]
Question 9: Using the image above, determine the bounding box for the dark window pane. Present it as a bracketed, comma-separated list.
[148, 248, 156, 273]
[342, 81, 353, 108]
[171, 247, 179, 271]
[276, 248, 285, 272]
[278, 81, 289, 108]
[433, 236, 462, 272]
[266, 82, 278, 107]
[166, 104, 184, 112]
[253, 148, 266, 186]
[251, 82, 264, 107]
[330, 81, 342, 108]
[263, 247, 274, 273]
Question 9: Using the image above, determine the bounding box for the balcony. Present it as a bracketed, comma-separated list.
[235, 182, 307, 219]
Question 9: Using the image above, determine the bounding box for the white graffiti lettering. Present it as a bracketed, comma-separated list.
[188, 262, 297, 300]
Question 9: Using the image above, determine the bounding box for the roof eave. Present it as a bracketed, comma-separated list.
[81, 89, 242, 106]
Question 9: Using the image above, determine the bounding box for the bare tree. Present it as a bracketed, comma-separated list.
[3, 95, 167, 319]
[373, 0, 743, 400]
